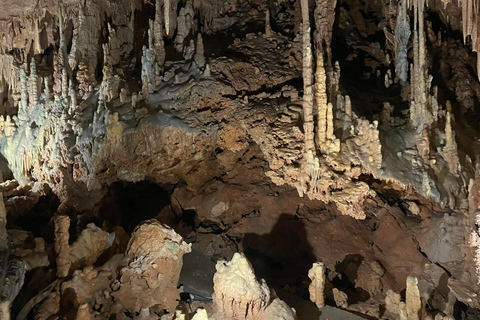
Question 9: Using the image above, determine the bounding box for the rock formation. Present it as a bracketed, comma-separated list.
[212, 252, 297, 320]
[308, 262, 326, 308]
[0, 0, 479, 319]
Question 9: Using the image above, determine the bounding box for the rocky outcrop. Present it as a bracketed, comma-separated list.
[212, 252, 297, 320]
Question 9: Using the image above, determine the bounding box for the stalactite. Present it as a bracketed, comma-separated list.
[175, 7, 187, 52]
[301, 0, 315, 152]
[19, 65, 28, 115]
[154, 0, 166, 68]
[28, 59, 38, 110]
[394, 0, 410, 83]
[165, 0, 171, 37]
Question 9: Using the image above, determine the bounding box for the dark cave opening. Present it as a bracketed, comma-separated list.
[95, 180, 172, 233]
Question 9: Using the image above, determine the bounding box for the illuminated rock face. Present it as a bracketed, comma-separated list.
[1, 0, 480, 319]
[212, 253, 297, 320]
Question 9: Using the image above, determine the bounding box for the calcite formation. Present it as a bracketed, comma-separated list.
[0, 0, 480, 319]
[308, 262, 326, 308]
[212, 252, 297, 320]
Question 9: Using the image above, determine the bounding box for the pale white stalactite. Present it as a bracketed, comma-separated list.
[418, 0, 426, 105]
[28, 59, 38, 110]
[19, 65, 28, 114]
[165, 0, 170, 37]
[34, 19, 41, 54]
[300, 0, 315, 152]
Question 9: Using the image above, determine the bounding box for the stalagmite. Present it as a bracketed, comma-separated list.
[212, 252, 297, 319]
[54, 214, 71, 278]
[308, 262, 326, 308]
[333, 288, 348, 308]
[0, 302, 9, 320]
[406, 276, 422, 320]
[213, 252, 271, 317]
[345, 95, 352, 118]
[265, 8, 272, 38]
[75, 304, 95, 320]
[194, 33, 206, 68]
[385, 290, 402, 319]
[443, 105, 459, 174]
[191, 309, 208, 320]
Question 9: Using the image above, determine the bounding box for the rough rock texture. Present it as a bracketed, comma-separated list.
[0, 0, 480, 319]
[212, 252, 297, 320]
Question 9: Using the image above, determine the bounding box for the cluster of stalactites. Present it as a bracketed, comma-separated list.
[313, 0, 340, 155]
[406, 0, 480, 77]
[460, 0, 480, 77]
[409, 0, 430, 130]
[142, 0, 205, 95]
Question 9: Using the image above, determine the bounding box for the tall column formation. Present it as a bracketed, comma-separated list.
[301, 0, 315, 152]
[54, 213, 71, 278]
[316, 54, 328, 148]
